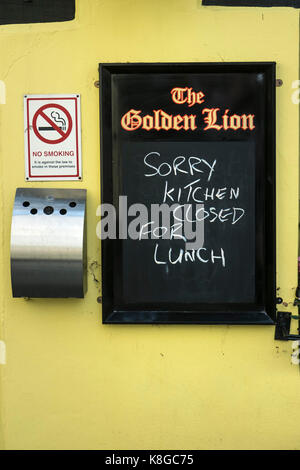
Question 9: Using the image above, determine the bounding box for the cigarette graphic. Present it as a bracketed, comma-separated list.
[38, 111, 67, 132]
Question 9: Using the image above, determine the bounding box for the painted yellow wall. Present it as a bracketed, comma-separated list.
[0, 0, 299, 450]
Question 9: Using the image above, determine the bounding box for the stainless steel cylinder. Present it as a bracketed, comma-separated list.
[10, 188, 87, 298]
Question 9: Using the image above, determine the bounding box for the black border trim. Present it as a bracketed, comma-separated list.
[202, 0, 300, 7]
[0, 0, 75, 25]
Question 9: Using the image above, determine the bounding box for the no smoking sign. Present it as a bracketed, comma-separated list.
[24, 95, 82, 181]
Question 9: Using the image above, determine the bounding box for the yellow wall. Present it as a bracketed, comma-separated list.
[0, 0, 299, 450]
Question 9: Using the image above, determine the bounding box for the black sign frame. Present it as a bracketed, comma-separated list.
[99, 62, 276, 325]
[202, 1, 300, 7]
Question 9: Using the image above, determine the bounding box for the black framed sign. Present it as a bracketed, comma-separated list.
[202, 1, 300, 7]
[99, 62, 276, 324]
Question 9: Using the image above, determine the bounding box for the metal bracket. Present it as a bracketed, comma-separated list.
[274, 311, 300, 341]
[293, 286, 300, 306]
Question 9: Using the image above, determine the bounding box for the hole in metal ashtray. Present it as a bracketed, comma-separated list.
[43, 206, 54, 215]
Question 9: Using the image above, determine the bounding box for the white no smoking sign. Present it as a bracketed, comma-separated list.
[24, 94, 82, 181]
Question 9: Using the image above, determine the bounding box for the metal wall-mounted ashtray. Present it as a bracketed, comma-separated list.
[10, 188, 87, 298]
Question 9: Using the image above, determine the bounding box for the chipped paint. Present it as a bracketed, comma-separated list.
[0, 341, 6, 365]
[88, 259, 101, 291]
[291, 340, 300, 365]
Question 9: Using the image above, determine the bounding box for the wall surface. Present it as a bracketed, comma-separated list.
[0, 0, 299, 450]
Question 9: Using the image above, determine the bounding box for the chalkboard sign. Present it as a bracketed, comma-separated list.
[99, 63, 276, 324]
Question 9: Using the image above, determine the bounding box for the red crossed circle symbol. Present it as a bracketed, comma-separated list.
[32, 103, 73, 144]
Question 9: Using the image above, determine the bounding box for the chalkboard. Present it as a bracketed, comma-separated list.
[99, 63, 276, 324]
